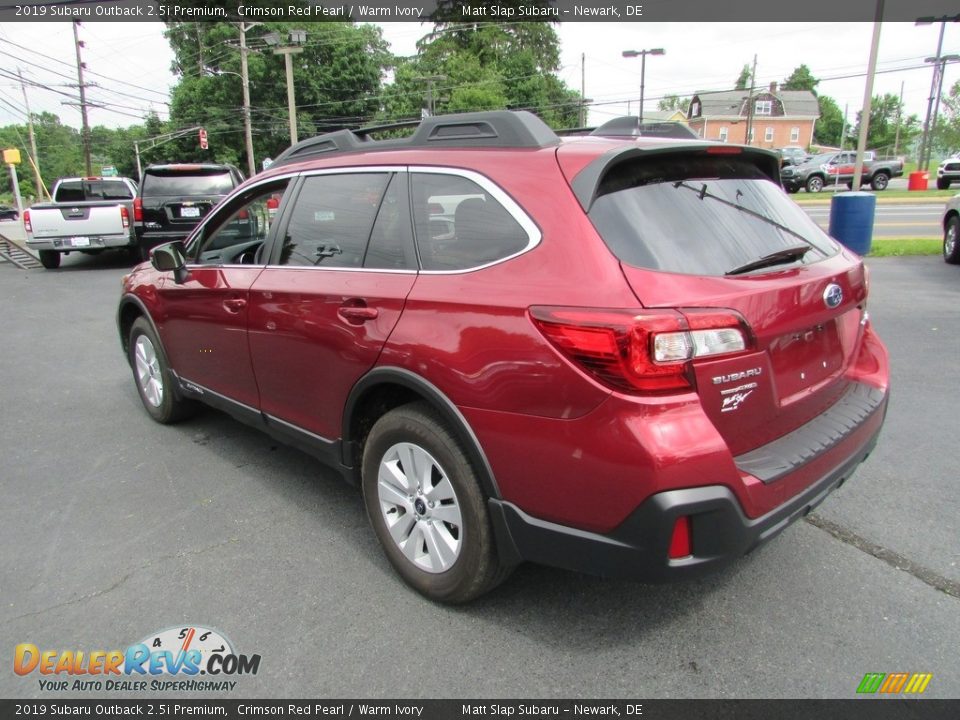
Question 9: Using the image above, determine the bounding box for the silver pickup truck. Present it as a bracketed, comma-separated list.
[24, 177, 138, 269]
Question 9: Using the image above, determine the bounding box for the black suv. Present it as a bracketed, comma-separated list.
[134, 163, 244, 258]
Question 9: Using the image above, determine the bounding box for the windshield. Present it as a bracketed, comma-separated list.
[587, 154, 838, 276]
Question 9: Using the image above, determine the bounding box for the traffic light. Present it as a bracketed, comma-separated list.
[199, 127, 208, 150]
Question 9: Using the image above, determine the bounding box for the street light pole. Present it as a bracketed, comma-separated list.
[621, 47, 665, 125]
[915, 15, 960, 170]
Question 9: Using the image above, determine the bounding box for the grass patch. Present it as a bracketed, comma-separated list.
[867, 237, 941, 257]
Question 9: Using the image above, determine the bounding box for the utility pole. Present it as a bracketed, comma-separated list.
[580, 53, 586, 127]
[413, 75, 446, 117]
[852, 2, 883, 191]
[238, 22, 259, 178]
[893, 80, 904, 157]
[915, 15, 960, 170]
[72, 20, 92, 176]
[744, 54, 758, 145]
[18, 68, 44, 199]
[266, 30, 306, 145]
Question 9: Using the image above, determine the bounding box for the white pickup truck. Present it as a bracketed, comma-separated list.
[24, 176, 139, 269]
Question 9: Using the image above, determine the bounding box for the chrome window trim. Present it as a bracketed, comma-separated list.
[191, 165, 541, 274]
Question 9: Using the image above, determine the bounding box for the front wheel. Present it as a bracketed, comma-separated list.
[870, 172, 890, 191]
[938, 178, 951, 190]
[944, 216, 960, 265]
[805, 176, 824, 193]
[38, 250, 60, 269]
[362, 403, 508, 603]
[128, 317, 198, 423]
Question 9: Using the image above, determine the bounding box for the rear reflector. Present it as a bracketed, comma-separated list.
[530, 306, 750, 394]
[668, 516, 692, 559]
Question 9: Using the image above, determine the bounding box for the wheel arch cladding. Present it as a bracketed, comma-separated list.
[343, 367, 502, 500]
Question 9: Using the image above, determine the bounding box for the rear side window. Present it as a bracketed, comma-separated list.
[142, 170, 235, 196]
[279, 173, 390, 268]
[587, 154, 838, 276]
[411, 173, 529, 271]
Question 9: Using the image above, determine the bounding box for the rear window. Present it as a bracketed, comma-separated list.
[588, 154, 838, 276]
[54, 180, 133, 203]
[142, 169, 235, 196]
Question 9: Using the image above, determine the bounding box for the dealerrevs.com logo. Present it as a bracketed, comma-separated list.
[14, 626, 260, 692]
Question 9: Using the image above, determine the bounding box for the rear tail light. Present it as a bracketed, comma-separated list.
[530, 306, 751, 393]
[23, 210, 31, 233]
[133, 197, 143, 222]
[668, 516, 692, 559]
[237, 208, 249, 220]
[120, 205, 130, 229]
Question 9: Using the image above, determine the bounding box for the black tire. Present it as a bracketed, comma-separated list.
[938, 178, 951, 190]
[127, 244, 148, 264]
[127, 317, 198, 424]
[944, 216, 960, 265]
[846, 181, 854, 190]
[805, 175, 824, 193]
[38, 250, 60, 269]
[870, 172, 890, 191]
[785, 186, 799, 194]
[362, 402, 509, 603]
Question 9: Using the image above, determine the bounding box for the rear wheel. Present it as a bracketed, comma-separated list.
[128, 317, 198, 423]
[944, 216, 960, 265]
[38, 250, 60, 269]
[362, 403, 509, 603]
[870, 172, 890, 191]
[805, 175, 824, 193]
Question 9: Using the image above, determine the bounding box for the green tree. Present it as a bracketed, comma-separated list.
[735, 64, 752, 91]
[933, 79, 960, 157]
[852, 93, 921, 154]
[378, 20, 579, 128]
[657, 94, 689, 112]
[782, 65, 819, 94]
[814, 95, 846, 148]
[163, 17, 389, 170]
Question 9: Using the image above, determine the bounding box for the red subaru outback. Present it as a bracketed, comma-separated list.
[118, 111, 889, 603]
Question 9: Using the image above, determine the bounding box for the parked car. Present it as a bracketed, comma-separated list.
[0, 204, 19, 221]
[776, 146, 809, 167]
[118, 111, 890, 603]
[135, 163, 244, 258]
[780, 150, 904, 193]
[943, 195, 960, 263]
[23, 176, 138, 269]
[937, 152, 960, 190]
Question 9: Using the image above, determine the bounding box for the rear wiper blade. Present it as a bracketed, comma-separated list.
[725, 246, 811, 276]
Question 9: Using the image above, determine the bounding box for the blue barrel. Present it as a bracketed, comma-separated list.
[828, 192, 876, 256]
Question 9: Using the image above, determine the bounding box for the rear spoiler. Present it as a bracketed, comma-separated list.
[569, 144, 782, 213]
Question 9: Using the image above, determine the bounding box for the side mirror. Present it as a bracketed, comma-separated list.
[150, 241, 189, 284]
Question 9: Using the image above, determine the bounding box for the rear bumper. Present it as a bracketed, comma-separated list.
[26, 234, 133, 251]
[490, 386, 887, 581]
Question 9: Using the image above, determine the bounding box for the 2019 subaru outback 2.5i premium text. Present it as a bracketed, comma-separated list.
[117, 111, 889, 603]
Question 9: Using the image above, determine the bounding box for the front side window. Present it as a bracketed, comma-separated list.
[188, 179, 290, 265]
[587, 153, 838, 277]
[279, 173, 389, 268]
[412, 173, 529, 271]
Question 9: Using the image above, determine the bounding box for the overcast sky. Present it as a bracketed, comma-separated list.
[1, 20, 958, 140]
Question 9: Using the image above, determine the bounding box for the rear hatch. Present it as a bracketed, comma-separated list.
[568, 145, 868, 456]
[140, 166, 236, 233]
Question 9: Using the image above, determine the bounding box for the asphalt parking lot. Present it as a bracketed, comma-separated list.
[1, 251, 958, 699]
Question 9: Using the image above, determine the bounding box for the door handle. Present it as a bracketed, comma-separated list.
[222, 298, 247, 313]
[338, 306, 379, 323]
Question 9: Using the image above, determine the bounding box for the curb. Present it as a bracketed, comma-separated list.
[794, 195, 951, 207]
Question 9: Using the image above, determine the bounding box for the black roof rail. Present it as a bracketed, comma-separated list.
[590, 116, 699, 140]
[271, 110, 560, 167]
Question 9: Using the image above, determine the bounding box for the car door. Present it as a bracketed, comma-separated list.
[247, 169, 418, 440]
[156, 177, 293, 411]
